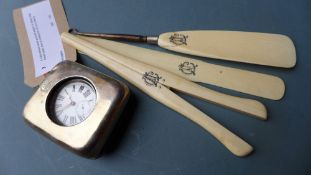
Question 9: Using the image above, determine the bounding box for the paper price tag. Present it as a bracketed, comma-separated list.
[22, 0, 65, 77]
[14, 0, 76, 87]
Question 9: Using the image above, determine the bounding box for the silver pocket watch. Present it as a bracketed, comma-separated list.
[24, 61, 129, 158]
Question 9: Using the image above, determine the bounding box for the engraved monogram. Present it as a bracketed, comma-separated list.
[41, 80, 53, 92]
[169, 33, 188, 46]
[142, 71, 162, 87]
[178, 62, 198, 75]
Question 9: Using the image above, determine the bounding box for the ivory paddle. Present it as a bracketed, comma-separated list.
[70, 29, 296, 68]
[64, 33, 267, 119]
[75, 35, 285, 100]
[61, 32, 253, 156]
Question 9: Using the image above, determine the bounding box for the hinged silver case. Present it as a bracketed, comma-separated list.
[23, 61, 129, 158]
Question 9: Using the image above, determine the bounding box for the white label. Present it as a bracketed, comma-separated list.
[22, 0, 65, 77]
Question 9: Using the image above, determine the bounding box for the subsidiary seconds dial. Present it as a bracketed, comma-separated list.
[49, 79, 97, 126]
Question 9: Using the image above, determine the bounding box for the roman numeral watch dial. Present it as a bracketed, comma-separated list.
[49, 79, 96, 126]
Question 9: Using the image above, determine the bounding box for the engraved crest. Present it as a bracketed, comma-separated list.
[142, 71, 162, 87]
[169, 33, 188, 46]
[178, 62, 198, 75]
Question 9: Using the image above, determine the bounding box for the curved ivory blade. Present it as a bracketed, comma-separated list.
[79, 36, 285, 100]
[158, 31, 296, 68]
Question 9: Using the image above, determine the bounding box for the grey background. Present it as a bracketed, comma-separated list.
[0, 0, 310, 174]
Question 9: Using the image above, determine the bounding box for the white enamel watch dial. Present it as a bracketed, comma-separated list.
[50, 79, 96, 126]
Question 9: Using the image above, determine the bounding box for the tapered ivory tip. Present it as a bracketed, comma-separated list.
[232, 142, 254, 157]
[237, 146, 254, 157]
[281, 35, 296, 68]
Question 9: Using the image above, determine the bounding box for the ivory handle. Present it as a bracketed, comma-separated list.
[77, 35, 267, 119]
[74, 34, 268, 119]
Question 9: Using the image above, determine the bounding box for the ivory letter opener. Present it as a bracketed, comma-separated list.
[61, 32, 266, 156]
[72, 33, 285, 100]
[70, 29, 296, 68]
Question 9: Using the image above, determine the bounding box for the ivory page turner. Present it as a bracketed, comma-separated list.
[70, 29, 296, 68]
[62, 33, 267, 120]
[61, 32, 253, 156]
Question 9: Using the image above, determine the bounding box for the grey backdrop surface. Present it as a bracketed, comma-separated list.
[0, 0, 310, 174]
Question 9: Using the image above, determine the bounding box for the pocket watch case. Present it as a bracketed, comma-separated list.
[23, 61, 130, 158]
